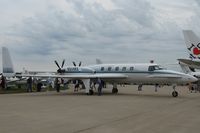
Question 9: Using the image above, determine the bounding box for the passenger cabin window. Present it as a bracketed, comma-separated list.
[122, 67, 126, 71]
[115, 67, 119, 71]
[108, 67, 112, 71]
[101, 67, 104, 71]
[130, 67, 134, 71]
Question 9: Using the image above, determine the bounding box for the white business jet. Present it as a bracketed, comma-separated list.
[2, 47, 197, 97]
[19, 60, 196, 97]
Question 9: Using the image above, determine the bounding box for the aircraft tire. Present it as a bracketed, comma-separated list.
[115, 89, 118, 94]
[89, 90, 94, 95]
[172, 91, 178, 97]
[112, 88, 118, 94]
[112, 88, 115, 93]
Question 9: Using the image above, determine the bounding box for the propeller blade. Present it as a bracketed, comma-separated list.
[61, 59, 65, 68]
[73, 62, 76, 66]
[79, 61, 82, 67]
[54, 60, 61, 69]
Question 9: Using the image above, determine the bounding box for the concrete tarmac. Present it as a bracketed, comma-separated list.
[0, 85, 200, 133]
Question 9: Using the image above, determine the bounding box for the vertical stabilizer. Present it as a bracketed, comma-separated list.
[183, 30, 200, 59]
[2, 47, 14, 77]
[96, 59, 103, 64]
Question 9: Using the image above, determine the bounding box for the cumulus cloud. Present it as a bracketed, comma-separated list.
[4, 0, 154, 55]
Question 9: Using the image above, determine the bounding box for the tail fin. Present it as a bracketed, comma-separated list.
[182, 30, 200, 59]
[96, 58, 103, 64]
[2, 47, 15, 77]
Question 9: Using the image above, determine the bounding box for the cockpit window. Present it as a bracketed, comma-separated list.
[154, 66, 160, 70]
[157, 66, 165, 70]
[148, 65, 164, 71]
[148, 66, 154, 71]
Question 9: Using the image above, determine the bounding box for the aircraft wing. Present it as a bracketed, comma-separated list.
[178, 59, 200, 69]
[147, 74, 182, 79]
[19, 73, 128, 79]
[6, 77, 27, 84]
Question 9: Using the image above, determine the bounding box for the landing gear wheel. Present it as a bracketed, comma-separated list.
[115, 89, 118, 94]
[89, 90, 94, 95]
[112, 88, 118, 94]
[172, 91, 178, 97]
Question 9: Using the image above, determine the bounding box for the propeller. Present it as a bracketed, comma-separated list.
[73, 62, 76, 67]
[72, 61, 82, 67]
[55, 60, 83, 73]
[61, 59, 65, 68]
[55, 60, 66, 73]
[79, 61, 82, 67]
[55, 60, 61, 69]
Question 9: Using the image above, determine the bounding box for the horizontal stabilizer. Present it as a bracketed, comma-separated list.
[178, 59, 200, 69]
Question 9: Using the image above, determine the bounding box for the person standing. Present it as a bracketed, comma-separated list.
[97, 78, 102, 96]
[0, 75, 6, 90]
[27, 77, 33, 92]
[74, 80, 80, 92]
[155, 84, 159, 92]
[55, 78, 60, 92]
[138, 84, 142, 91]
[37, 82, 43, 92]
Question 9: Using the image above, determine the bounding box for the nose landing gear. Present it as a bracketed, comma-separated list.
[172, 85, 178, 97]
[112, 88, 118, 94]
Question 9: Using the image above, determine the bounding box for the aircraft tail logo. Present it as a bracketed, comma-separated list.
[183, 30, 200, 59]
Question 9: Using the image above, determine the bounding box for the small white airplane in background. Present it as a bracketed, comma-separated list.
[0, 47, 28, 88]
[1, 47, 197, 97]
[1, 47, 24, 84]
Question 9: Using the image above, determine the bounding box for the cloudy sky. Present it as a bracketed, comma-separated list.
[0, 0, 200, 71]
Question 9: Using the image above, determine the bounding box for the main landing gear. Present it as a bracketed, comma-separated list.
[112, 88, 118, 94]
[172, 85, 178, 97]
[112, 83, 118, 94]
[88, 89, 94, 95]
[138, 84, 143, 91]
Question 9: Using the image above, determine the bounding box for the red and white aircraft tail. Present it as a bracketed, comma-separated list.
[183, 30, 200, 59]
[178, 30, 200, 69]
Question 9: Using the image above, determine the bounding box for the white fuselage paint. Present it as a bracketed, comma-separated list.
[63, 63, 197, 85]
